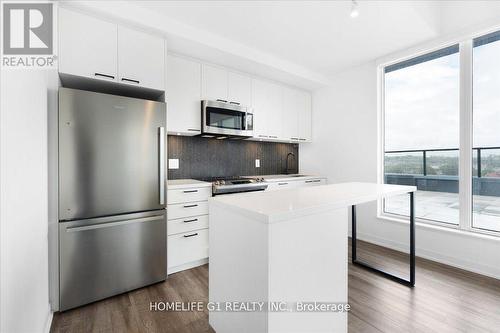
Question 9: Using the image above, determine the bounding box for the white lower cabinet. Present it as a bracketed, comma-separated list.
[167, 201, 209, 220]
[167, 183, 210, 274]
[168, 215, 209, 236]
[168, 229, 209, 269]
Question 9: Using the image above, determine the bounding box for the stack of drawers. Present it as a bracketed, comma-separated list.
[167, 181, 212, 274]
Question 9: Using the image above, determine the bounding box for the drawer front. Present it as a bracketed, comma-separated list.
[167, 187, 211, 204]
[302, 178, 327, 186]
[59, 211, 166, 311]
[168, 201, 209, 220]
[168, 228, 208, 268]
[168, 215, 209, 236]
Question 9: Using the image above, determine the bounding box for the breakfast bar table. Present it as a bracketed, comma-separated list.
[208, 182, 416, 333]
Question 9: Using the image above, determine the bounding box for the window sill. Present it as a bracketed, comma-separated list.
[377, 213, 500, 242]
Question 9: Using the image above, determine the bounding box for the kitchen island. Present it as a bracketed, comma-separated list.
[208, 182, 416, 333]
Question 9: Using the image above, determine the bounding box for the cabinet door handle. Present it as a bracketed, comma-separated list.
[216, 99, 228, 103]
[229, 101, 240, 105]
[278, 182, 288, 186]
[306, 179, 321, 183]
[183, 190, 198, 193]
[187, 128, 201, 132]
[299, 138, 307, 141]
[291, 137, 299, 140]
[183, 204, 198, 208]
[121, 78, 140, 84]
[269, 135, 278, 138]
[183, 218, 198, 223]
[183, 233, 198, 238]
[258, 135, 268, 138]
[94, 72, 115, 79]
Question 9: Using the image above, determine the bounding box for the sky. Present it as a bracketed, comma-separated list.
[384, 39, 500, 152]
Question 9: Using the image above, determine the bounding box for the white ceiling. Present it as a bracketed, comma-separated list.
[137, 1, 440, 75]
[64, 1, 500, 89]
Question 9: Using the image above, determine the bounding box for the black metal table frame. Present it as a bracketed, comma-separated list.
[351, 191, 415, 287]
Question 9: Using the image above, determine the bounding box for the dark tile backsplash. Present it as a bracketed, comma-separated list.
[167, 135, 299, 180]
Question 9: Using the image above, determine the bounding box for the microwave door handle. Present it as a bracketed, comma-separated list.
[159, 127, 165, 205]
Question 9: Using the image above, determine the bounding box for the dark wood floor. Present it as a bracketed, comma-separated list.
[51, 240, 500, 333]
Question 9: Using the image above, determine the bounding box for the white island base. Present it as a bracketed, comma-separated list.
[208, 182, 416, 333]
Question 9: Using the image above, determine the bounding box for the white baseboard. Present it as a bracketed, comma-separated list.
[355, 232, 500, 280]
[44, 310, 53, 333]
[167, 258, 208, 275]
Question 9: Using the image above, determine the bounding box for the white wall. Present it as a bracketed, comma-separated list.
[300, 63, 500, 279]
[0, 69, 57, 333]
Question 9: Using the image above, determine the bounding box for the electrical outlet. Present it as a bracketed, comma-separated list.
[168, 159, 179, 169]
[255, 159, 260, 168]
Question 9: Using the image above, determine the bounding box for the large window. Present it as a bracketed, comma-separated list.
[383, 30, 500, 236]
[383, 45, 460, 225]
[472, 31, 500, 233]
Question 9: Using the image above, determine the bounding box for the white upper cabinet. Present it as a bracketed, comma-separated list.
[59, 8, 117, 82]
[282, 87, 301, 141]
[298, 92, 312, 142]
[166, 55, 202, 135]
[118, 27, 165, 90]
[280, 86, 312, 142]
[202, 64, 228, 101]
[252, 79, 283, 140]
[228, 72, 252, 107]
[59, 8, 165, 91]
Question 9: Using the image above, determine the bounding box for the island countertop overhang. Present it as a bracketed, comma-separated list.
[209, 182, 416, 224]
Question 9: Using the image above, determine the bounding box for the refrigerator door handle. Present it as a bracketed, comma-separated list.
[65, 215, 164, 232]
[159, 127, 165, 205]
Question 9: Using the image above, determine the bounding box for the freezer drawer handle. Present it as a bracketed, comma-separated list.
[183, 190, 198, 193]
[305, 179, 321, 183]
[159, 127, 165, 205]
[94, 72, 115, 80]
[278, 182, 288, 186]
[65, 215, 164, 233]
[183, 204, 198, 208]
[183, 218, 198, 223]
[183, 233, 198, 238]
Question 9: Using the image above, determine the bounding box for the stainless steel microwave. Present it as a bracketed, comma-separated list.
[202, 100, 253, 138]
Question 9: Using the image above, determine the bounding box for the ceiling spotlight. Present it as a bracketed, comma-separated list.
[350, 0, 359, 18]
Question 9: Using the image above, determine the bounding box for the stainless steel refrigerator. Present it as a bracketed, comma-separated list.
[58, 88, 167, 311]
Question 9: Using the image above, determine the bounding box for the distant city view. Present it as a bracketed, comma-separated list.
[385, 148, 500, 178]
[383, 35, 500, 233]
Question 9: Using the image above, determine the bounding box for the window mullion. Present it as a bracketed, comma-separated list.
[459, 40, 473, 231]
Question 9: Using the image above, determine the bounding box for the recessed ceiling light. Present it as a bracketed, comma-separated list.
[350, 0, 359, 18]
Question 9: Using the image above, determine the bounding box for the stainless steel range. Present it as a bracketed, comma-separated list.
[199, 176, 268, 195]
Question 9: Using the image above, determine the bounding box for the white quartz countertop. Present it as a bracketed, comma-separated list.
[167, 179, 211, 189]
[210, 182, 416, 223]
[260, 174, 326, 182]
